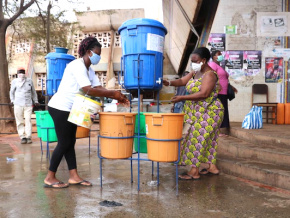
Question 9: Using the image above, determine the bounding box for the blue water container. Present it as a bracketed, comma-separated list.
[45, 47, 75, 95]
[118, 18, 167, 90]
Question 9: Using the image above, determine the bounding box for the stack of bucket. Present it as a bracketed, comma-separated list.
[134, 113, 147, 153]
[35, 111, 58, 142]
[99, 112, 137, 159]
[144, 113, 184, 162]
[274, 103, 290, 124]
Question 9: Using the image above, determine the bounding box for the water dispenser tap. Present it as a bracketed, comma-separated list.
[156, 77, 162, 84]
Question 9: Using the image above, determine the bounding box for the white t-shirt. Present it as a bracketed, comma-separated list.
[48, 58, 101, 112]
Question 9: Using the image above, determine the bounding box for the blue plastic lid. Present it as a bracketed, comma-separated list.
[55, 47, 68, 53]
[118, 18, 167, 34]
[45, 47, 75, 60]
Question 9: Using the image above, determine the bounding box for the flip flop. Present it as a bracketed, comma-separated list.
[69, 180, 92, 186]
[178, 173, 200, 180]
[200, 169, 219, 175]
[43, 181, 69, 189]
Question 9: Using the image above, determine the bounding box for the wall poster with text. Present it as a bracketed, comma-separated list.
[243, 50, 262, 76]
[224, 50, 243, 69]
[265, 57, 284, 83]
[207, 33, 226, 52]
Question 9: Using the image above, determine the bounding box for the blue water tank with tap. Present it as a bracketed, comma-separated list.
[118, 18, 167, 90]
[45, 47, 75, 96]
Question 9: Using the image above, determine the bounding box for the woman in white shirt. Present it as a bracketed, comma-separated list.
[44, 37, 129, 188]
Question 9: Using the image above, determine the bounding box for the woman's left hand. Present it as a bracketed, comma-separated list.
[171, 96, 183, 103]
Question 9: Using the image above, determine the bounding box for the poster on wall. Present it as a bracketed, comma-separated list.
[227, 69, 245, 81]
[224, 25, 237, 34]
[273, 37, 282, 48]
[265, 57, 284, 83]
[272, 48, 290, 60]
[261, 16, 288, 35]
[207, 33, 226, 52]
[257, 12, 290, 37]
[243, 51, 262, 76]
[224, 50, 243, 69]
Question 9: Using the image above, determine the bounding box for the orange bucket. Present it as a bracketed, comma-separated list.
[144, 113, 184, 162]
[275, 103, 285, 124]
[285, 103, 290, 124]
[76, 126, 90, 138]
[99, 112, 137, 159]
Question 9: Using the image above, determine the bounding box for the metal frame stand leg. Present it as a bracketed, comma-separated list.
[98, 137, 103, 188]
[157, 162, 160, 185]
[131, 158, 133, 183]
[89, 130, 91, 156]
[40, 138, 43, 155]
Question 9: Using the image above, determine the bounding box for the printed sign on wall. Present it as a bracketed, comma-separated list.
[207, 33, 226, 52]
[224, 50, 243, 70]
[265, 57, 284, 83]
[224, 25, 237, 34]
[261, 16, 287, 35]
[257, 12, 290, 37]
[243, 51, 262, 76]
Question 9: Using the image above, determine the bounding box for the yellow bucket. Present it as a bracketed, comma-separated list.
[144, 113, 184, 162]
[99, 112, 137, 159]
[68, 94, 102, 129]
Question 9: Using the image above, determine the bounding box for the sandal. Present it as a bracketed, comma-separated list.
[200, 169, 219, 175]
[178, 173, 200, 180]
[43, 181, 69, 189]
[69, 180, 92, 186]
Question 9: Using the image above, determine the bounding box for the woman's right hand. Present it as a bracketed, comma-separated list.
[163, 80, 170, 86]
[113, 91, 130, 107]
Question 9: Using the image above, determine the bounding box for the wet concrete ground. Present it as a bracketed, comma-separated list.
[1, 125, 290, 218]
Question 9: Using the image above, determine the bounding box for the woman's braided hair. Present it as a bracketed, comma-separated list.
[78, 36, 102, 57]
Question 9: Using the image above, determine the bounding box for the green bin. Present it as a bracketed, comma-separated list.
[134, 113, 147, 153]
[35, 111, 58, 142]
[34, 111, 42, 137]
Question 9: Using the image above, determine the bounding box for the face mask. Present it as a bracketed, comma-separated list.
[217, 55, 224, 62]
[18, 74, 25, 81]
[89, 50, 101, 65]
[191, 62, 203, 72]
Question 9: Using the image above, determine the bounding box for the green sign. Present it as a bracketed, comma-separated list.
[224, 25, 237, 34]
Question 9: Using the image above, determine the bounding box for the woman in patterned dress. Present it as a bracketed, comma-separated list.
[163, 47, 224, 180]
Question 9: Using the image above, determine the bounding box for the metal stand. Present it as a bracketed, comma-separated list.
[97, 54, 182, 195]
[37, 126, 91, 161]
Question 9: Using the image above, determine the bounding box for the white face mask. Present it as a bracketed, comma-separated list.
[191, 62, 203, 72]
[18, 73, 25, 81]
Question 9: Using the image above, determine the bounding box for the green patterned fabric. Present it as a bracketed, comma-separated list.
[179, 71, 224, 167]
